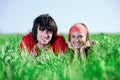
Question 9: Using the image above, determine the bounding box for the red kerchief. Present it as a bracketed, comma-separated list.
[69, 24, 88, 36]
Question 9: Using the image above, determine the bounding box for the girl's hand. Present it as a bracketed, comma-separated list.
[90, 40, 99, 45]
[85, 40, 91, 47]
[68, 42, 73, 49]
[79, 40, 91, 60]
[80, 40, 91, 50]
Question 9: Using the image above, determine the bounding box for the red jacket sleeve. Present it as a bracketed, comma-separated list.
[20, 32, 36, 53]
[51, 34, 68, 53]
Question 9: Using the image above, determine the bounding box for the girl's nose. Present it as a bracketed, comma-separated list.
[76, 39, 79, 42]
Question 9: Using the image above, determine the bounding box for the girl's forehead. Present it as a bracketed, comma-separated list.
[71, 32, 84, 35]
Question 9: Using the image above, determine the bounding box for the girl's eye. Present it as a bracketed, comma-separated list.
[71, 35, 75, 38]
[78, 35, 83, 38]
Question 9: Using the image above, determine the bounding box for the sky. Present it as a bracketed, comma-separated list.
[0, 0, 120, 34]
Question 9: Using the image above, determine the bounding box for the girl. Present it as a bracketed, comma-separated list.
[68, 23, 98, 60]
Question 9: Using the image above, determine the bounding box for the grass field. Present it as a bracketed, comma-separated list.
[0, 33, 120, 80]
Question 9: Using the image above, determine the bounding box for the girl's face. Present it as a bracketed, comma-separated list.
[37, 27, 53, 47]
[70, 32, 87, 49]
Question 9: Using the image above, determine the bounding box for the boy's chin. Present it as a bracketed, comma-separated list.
[41, 42, 49, 45]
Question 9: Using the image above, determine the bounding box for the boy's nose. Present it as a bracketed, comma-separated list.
[45, 34, 49, 39]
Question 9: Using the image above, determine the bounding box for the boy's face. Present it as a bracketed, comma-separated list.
[70, 32, 87, 49]
[37, 27, 53, 46]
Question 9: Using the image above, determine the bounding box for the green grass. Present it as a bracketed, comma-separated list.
[0, 33, 120, 80]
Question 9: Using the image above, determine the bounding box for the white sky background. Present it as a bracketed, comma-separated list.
[0, 0, 120, 34]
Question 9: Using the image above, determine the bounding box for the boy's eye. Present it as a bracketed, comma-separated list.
[42, 29, 45, 31]
[39, 27, 51, 32]
[47, 31, 52, 34]
[39, 27, 45, 31]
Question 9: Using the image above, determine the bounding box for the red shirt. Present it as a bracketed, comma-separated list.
[20, 32, 68, 54]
